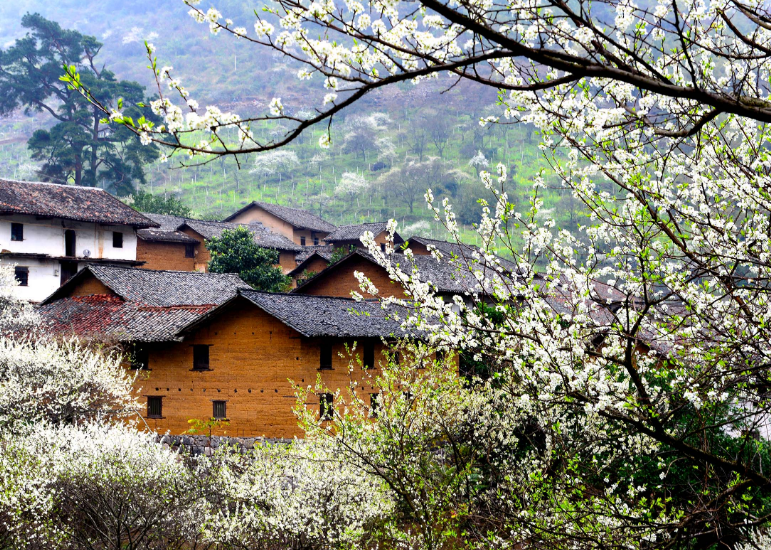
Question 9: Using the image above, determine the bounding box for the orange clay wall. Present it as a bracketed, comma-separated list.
[67, 276, 115, 297]
[295, 256, 407, 299]
[136, 240, 199, 272]
[139, 300, 389, 438]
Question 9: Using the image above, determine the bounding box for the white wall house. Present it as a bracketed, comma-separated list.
[0, 179, 157, 302]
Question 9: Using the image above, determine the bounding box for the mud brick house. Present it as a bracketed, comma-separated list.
[323, 222, 404, 253]
[180, 219, 301, 274]
[139, 290, 409, 438]
[223, 201, 336, 247]
[292, 248, 517, 301]
[136, 214, 202, 272]
[39, 265, 251, 344]
[136, 214, 302, 274]
[0, 179, 157, 302]
[39, 268, 413, 438]
[288, 246, 335, 287]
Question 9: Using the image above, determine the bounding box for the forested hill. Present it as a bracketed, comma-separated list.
[0, 0, 579, 243]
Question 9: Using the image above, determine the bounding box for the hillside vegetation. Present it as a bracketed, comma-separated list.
[0, 0, 583, 243]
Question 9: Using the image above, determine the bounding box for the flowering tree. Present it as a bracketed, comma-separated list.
[59, 0, 771, 546]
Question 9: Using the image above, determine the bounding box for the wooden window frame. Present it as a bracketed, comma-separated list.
[147, 396, 163, 419]
[212, 400, 227, 420]
[363, 342, 375, 369]
[319, 393, 334, 420]
[192, 344, 211, 371]
[300, 236, 307, 246]
[14, 266, 28, 287]
[185, 243, 195, 258]
[319, 343, 333, 370]
[10, 223, 23, 242]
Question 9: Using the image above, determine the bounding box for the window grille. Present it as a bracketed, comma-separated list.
[10, 223, 23, 242]
[319, 393, 334, 420]
[147, 397, 162, 418]
[212, 400, 227, 419]
[193, 345, 210, 370]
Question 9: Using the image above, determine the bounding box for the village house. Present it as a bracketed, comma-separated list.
[136, 214, 302, 274]
[323, 222, 404, 253]
[0, 179, 157, 302]
[37, 266, 415, 438]
[223, 201, 336, 247]
[288, 247, 335, 287]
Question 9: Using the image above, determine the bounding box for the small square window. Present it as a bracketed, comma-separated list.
[185, 243, 195, 258]
[14, 266, 28, 287]
[212, 400, 227, 420]
[147, 396, 163, 418]
[131, 346, 149, 370]
[370, 393, 380, 418]
[313, 236, 319, 245]
[193, 345, 210, 371]
[319, 393, 334, 420]
[10, 223, 23, 242]
[380, 243, 386, 253]
[363, 342, 375, 369]
[319, 343, 332, 370]
[112, 232, 123, 248]
[300, 236, 306, 246]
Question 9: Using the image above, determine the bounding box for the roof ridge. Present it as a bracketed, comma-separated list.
[0, 178, 107, 191]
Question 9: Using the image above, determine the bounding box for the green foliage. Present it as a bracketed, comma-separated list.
[0, 13, 158, 195]
[329, 245, 357, 264]
[207, 226, 288, 292]
[129, 189, 191, 217]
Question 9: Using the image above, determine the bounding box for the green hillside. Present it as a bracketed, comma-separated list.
[0, 0, 581, 245]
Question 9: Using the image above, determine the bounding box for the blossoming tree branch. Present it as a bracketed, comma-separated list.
[55, 0, 771, 547]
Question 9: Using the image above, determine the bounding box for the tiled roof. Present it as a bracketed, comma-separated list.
[180, 290, 410, 339]
[0, 179, 158, 227]
[408, 236, 520, 274]
[136, 228, 200, 244]
[183, 220, 301, 252]
[324, 222, 403, 244]
[42, 265, 251, 306]
[289, 251, 334, 277]
[39, 295, 215, 342]
[223, 201, 336, 233]
[293, 249, 517, 296]
[294, 244, 335, 264]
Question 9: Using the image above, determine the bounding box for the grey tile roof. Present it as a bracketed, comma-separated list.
[408, 236, 521, 274]
[181, 290, 410, 339]
[293, 249, 517, 296]
[0, 179, 158, 227]
[42, 265, 251, 306]
[289, 251, 334, 277]
[295, 244, 335, 264]
[223, 201, 336, 233]
[324, 222, 403, 244]
[38, 295, 215, 343]
[136, 228, 200, 244]
[183, 220, 302, 252]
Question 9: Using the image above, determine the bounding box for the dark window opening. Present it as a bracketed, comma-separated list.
[403, 391, 413, 403]
[147, 396, 163, 418]
[10, 223, 23, 242]
[380, 243, 386, 252]
[14, 267, 28, 287]
[60, 261, 78, 286]
[319, 393, 334, 420]
[131, 346, 149, 370]
[392, 351, 400, 365]
[319, 343, 332, 370]
[112, 232, 123, 248]
[436, 350, 446, 363]
[313, 236, 319, 245]
[185, 243, 195, 258]
[193, 345, 210, 370]
[363, 342, 375, 369]
[300, 236, 306, 246]
[64, 230, 76, 257]
[212, 400, 227, 420]
[370, 393, 380, 418]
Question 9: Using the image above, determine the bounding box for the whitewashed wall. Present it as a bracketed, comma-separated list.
[0, 215, 138, 260]
[0, 215, 140, 302]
